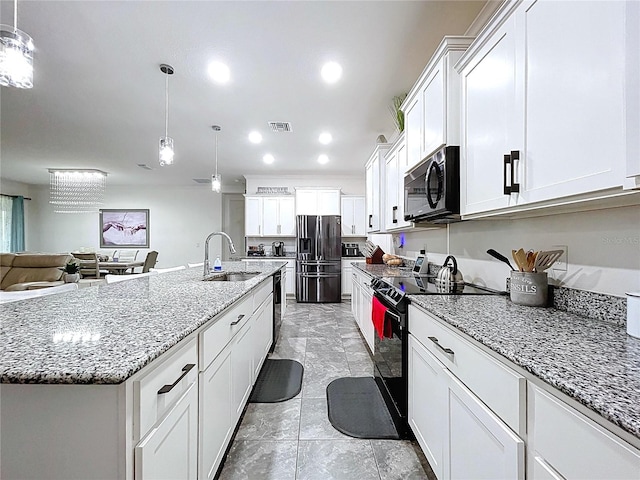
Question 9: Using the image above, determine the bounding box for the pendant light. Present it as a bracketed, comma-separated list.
[159, 63, 174, 166]
[211, 125, 222, 193]
[0, 0, 34, 88]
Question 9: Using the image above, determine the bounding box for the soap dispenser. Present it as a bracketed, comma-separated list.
[213, 256, 222, 271]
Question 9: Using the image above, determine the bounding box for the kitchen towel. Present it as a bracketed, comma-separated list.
[371, 296, 392, 339]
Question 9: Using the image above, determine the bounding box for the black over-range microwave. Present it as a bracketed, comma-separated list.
[404, 145, 460, 223]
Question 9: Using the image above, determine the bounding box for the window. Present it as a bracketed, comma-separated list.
[0, 195, 25, 253]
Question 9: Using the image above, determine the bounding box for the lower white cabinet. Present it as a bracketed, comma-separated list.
[408, 333, 525, 480]
[528, 384, 640, 480]
[135, 381, 199, 480]
[199, 349, 232, 480]
[350, 267, 374, 353]
[252, 292, 273, 380]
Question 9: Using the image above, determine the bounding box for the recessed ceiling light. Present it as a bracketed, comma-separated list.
[321, 62, 342, 84]
[318, 154, 329, 165]
[208, 61, 230, 84]
[248, 131, 262, 144]
[263, 154, 275, 164]
[318, 132, 332, 145]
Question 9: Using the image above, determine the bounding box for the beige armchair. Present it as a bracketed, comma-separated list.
[0, 253, 71, 291]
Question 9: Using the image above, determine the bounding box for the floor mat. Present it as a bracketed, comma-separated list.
[326, 377, 400, 439]
[249, 359, 304, 403]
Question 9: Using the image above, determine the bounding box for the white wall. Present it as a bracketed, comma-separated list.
[396, 205, 640, 297]
[25, 184, 223, 268]
[244, 175, 365, 196]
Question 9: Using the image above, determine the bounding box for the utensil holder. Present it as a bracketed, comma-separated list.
[510, 272, 548, 307]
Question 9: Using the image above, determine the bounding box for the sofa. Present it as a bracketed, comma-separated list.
[0, 253, 72, 291]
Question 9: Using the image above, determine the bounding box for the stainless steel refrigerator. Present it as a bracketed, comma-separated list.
[296, 215, 342, 303]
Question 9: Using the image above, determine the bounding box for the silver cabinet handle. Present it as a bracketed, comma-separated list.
[230, 314, 245, 326]
[157, 363, 195, 395]
[428, 336, 455, 357]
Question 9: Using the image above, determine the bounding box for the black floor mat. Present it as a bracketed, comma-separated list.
[249, 359, 304, 403]
[326, 377, 400, 439]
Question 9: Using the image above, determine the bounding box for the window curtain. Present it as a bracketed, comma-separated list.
[0, 195, 25, 253]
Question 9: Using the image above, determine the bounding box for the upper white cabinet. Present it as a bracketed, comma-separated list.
[245, 196, 295, 237]
[402, 36, 474, 171]
[295, 188, 341, 215]
[458, 0, 632, 217]
[341, 196, 366, 237]
[384, 132, 411, 231]
[626, 0, 640, 189]
[365, 144, 390, 233]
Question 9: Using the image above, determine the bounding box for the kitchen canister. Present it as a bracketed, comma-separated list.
[626, 292, 640, 339]
[510, 272, 548, 307]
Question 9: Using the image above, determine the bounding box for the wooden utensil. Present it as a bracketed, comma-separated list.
[512, 248, 528, 272]
[526, 250, 538, 272]
[533, 249, 564, 272]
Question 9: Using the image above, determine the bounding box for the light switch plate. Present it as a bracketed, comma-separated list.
[551, 245, 568, 271]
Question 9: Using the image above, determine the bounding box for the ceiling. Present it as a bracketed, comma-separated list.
[0, 0, 487, 189]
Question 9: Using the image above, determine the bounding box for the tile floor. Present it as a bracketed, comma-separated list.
[218, 300, 436, 480]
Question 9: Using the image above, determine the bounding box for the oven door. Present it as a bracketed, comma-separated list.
[372, 294, 407, 422]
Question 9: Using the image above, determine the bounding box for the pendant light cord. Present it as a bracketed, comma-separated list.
[14, 0, 18, 30]
[164, 74, 169, 137]
[215, 131, 218, 176]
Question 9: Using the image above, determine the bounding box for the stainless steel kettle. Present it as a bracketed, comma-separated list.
[436, 255, 464, 286]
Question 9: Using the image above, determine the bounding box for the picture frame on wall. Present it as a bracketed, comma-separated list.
[99, 209, 150, 247]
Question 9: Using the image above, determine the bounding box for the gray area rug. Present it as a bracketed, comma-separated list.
[249, 359, 304, 403]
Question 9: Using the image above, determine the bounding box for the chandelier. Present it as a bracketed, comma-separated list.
[159, 63, 175, 166]
[0, 0, 34, 88]
[49, 169, 107, 213]
[211, 125, 221, 193]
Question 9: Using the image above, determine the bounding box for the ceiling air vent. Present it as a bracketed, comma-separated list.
[137, 163, 153, 170]
[268, 121, 292, 132]
[192, 178, 211, 184]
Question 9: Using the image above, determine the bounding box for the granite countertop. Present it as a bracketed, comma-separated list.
[352, 263, 640, 441]
[0, 261, 286, 385]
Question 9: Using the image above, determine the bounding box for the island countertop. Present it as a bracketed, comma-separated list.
[0, 261, 286, 385]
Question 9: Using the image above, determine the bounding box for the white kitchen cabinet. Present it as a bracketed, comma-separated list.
[350, 270, 361, 323]
[199, 348, 232, 480]
[245, 196, 295, 237]
[251, 292, 273, 380]
[365, 144, 390, 233]
[341, 196, 366, 236]
[245, 196, 263, 236]
[626, 0, 640, 189]
[135, 381, 198, 480]
[342, 259, 365, 296]
[459, 0, 629, 217]
[230, 321, 254, 423]
[384, 133, 411, 231]
[295, 188, 341, 215]
[528, 384, 640, 480]
[350, 267, 374, 352]
[409, 335, 447, 480]
[402, 36, 473, 171]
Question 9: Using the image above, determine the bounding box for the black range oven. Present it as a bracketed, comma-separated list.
[370, 274, 506, 438]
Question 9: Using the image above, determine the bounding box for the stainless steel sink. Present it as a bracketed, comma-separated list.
[205, 271, 261, 282]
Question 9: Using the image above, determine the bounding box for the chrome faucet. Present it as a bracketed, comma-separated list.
[204, 231, 237, 276]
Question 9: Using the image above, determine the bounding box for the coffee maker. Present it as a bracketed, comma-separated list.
[272, 241, 285, 257]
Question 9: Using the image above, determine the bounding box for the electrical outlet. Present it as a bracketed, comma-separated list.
[551, 245, 568, 272]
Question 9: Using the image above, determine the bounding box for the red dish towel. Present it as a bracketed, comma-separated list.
[371, 296, 393, 339]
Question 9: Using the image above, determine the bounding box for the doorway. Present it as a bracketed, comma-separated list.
[222, 193, 244, 261]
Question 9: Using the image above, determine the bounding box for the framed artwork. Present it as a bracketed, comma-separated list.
[99, 209, 150, 247]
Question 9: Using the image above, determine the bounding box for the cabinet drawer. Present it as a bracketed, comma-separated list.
[253, 278, 272, 311]
[409, 304, 525, 435]
[531, 385, 640, 479]
[200, 293, 253, 371]
[135, 338, 198, 440]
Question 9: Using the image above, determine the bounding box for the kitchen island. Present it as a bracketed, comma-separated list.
[352, 262, 640, 479]
[0, 261, 286, 479]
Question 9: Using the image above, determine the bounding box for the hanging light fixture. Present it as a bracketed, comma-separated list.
[159, 63, 175, 166]
[211, 125, 222, 193]
[49, 169, 107, 213]
[0, 0, 34, 88]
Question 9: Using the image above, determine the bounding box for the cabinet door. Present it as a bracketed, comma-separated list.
[230, 322, 253, 423]
[423, 61, 445, 159]
[394, 142, 411, 229]
[405, 95, 423, 170]
[461, 14, 522, 215]
[351, 272, 360, 321]
[278, 197, 296, 235]
[135, 382, 198, 480]
[366, 157, 381, 232]
[446, 372, 525, 480]
[360, 284, 375, 353]
[520, 0, 626, 203]
[385, 152, 399, 231]
[408, 335, 447, 480]
[295, 190, 318, 215]
[286, 265, 295, 295]
[341, 265, 352, 296]
[317, 190, 341, 215]
[252, 295, 273, 380]
[352, 196, 366, 235]
[262, 197, 279, 236]
[341, 197, 355, 236]
[245, 197, 263, 236]
[199, 350, 232, 480]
